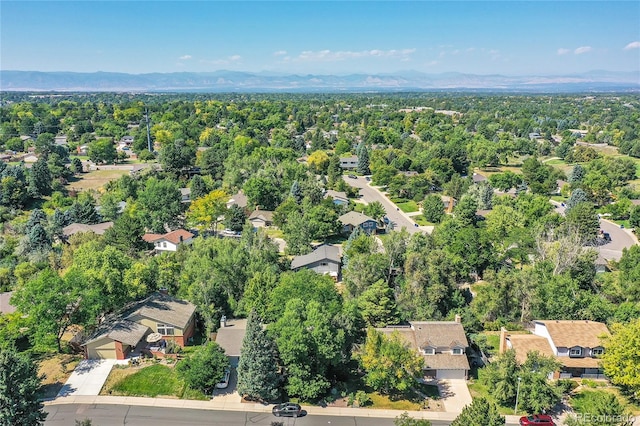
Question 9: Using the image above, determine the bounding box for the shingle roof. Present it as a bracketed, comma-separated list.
[506, 334, 554, 364]
[227, 192, 248, 208]
[291, 245, 341, 269]
[215, 319, 247, 357]
[0, 291, 16, 314]
[535, 320, 610, 348]
[125, 292, 196, 329]
[83, 320, 150, 347]
[324, 190, 349, 201]
[411, 321, 469, 349]
[339, 211, 375, 227]
[142, 229, 194, 245]
[62, 222, 114, 237]
[248, 210, 274, 222]
[423, 353, 470, 370]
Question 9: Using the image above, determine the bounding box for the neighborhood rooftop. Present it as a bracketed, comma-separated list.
[124, 292, 197, 330]
[339, 211, 375, 227]
[291, 244, 341, 269]
[62, 222, 114, 237]
[142, 229, 194, 245]
[534, 320, 610, 348]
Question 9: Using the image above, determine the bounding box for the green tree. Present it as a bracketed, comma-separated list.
[138, 149, 155, 162]
[358, 328, 424, 394]
[422, 194, 445, 224]
[68, 192, 101, 224]
[394, 412, 432, 426]
[564, 391, 633, 426]
[28, 157, 52, 197]
[177, 342, 230, 394]
[358, 279, 399, 327]
[363, 201, 386, 224]
[566, 188, 588, 210]
[189, 174, 208, 200]
[103, 213, 149, 256]
[0, 349, 47, 426]
[159, 139, 196, 176]
[88, 138, 116, 164]
[243, 176, 280, 211]
[137, 177, 183, 233]
[454, 195, 478, 226]
[629, 205, 640, 230]
[564, 201, 599, 242]
[186, 189, 228, 234]
[224, 204, 246, 232]
[357, 144, 370, 175]
[282, 211, 312, 255]
[237, 311, 280, 402]
[601, 319, 640, 400]
[450, 397, 504, 426]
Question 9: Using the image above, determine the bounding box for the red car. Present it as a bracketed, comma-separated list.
[519, 414, 555, 426]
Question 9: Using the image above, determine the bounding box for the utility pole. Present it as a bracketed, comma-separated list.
[514, 376, 522, 414]
[144, 107, 152, 152]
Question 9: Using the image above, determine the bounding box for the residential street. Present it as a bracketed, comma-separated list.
[342, 176, 431, 234]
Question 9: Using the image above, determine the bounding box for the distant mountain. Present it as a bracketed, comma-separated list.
[1, 70, 638, 92]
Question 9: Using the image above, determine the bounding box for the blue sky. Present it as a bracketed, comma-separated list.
[2, 1, 639, 75]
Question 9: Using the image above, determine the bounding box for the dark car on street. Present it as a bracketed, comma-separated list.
[272, 402, 302, 417]
[519, 414, 555, 426]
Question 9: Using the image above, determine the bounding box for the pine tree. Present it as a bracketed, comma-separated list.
[70, 157, 83, 174]
[26, 209, 47, 230]
[450, 397, 504, 426]
[289, 181, 303, 203]
[357, 144, 370, 175]
[236, 311, 280, 402]
[190, 174, 208, 200]
[27, 224, 51, 253]
[28, 157, 52, 198]
[68, 193, 101, 224]
[0, 349, 47, 426]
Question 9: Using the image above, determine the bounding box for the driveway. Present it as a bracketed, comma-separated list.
[57, 359, 117, 397]
[435, 379, 472, 413]
[343, 176, 430, 234]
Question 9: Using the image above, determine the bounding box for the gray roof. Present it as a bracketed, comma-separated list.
[339, 211, 376, 227]
[180, 187, 191, 196]
[125, 292, 196, 329]
[62, 222, 114, 237]
[227, 192, 248, 208]
[215, 319, 247, 357]
[249, 210, 274, 222]
[0, 291, 16, 314]
[339, 155, 358, 162]
[291, 244, 341, 269]
[83, 320, 150, 347]
[324, 190, 349, 202]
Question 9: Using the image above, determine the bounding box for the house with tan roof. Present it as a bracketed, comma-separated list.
[82, 292, 196, 360]
[142, 229, 194, 252]
[62, 222, 114, 238]
[339, 211, 377, 234]
[248, 209, 274, 228]
[377, 320, 470, 380]
[324, 190, 349, 206]
[501, 320, 610, 379]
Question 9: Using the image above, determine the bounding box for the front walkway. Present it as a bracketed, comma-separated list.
[56, 359, 117, 397]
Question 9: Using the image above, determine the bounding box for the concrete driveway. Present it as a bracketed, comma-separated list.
[435, 379, 472, 413]
[57, 359, 117, 397]
[343, 175, 430, 234]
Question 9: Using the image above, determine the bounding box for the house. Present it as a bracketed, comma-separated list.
[82, 292, 196, 360]
[440, 195, 457, 214]
[595, 254, 610, 273]
[290, 244, 341, 280]
[324, 190, 349, 206]
[249, 210, 274, 228]
[339, 211, 377, 234]
[180, 187, 191, 203]
[402, 171, 420, 177]
[377, 320, 470, 380]
[142, 229, 195, 252]
[472, 173, 487, 184]
[77, 145, 89, 155]
[62, 222, 114, 237]
[0, 291, 16, 315]
[501, 320, 611, 379]
[214, 317, 247, 367]
[339, 155, 359, 170]
[529, 132, 542, 140]
[121, 135, 134, 145]
[54, 135, 68, 146]
[226, 191, 248, 209]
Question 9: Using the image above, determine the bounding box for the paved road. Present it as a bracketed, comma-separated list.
[44, 404, 456, 426]
[343, 176, 429, 234]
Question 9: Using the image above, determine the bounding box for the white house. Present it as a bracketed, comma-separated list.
[143, 229, 195, 252]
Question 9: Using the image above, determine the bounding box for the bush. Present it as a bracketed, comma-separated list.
[558, 379, 578, 395]
[165, 340, 182, 354]
[355, 390, 371, 407]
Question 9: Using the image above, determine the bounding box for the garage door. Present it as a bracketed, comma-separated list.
[88, 347, 117, 359]
[436, 369, 466, 380]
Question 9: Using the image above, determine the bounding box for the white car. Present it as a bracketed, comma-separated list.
[215, 369, 230, 389]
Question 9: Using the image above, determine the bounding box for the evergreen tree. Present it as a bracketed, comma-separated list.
[566, 188, 588, 211]
[358, 279, 399, 327]
[26, 209, 47, 230]
[68, 193, 101, 224]
[28, 157, 52, 198]
[450, 397, 504, 426]
[27, 224, 51, 253]
[237, 311, 280, 402]
[357, 144, 370, 175]
[569, 164, 585, 184]
[224, 204, 246, 232]
[342, 227, 365, 268]
[49, 208, 70, 241]
[70, 157, 83, 174]
[327, 154, 342, 188]
[190, 174, 208, 200]
[104, 214, 148, 255]
[422, 195, 445, 224]
[0, 349, 47, 426]
[289, 181, 303, 203]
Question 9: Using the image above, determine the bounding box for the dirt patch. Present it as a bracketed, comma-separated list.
[38, 354, 82, 399]
[65, 169, 130, 192]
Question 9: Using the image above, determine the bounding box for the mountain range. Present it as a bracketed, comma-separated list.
[1, 70, 638, 92]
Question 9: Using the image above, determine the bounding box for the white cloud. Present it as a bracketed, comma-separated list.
[557, 48, 570, 56]
[179, 55, 192, 60]
[294, 48, 416, 62]
[229, 55, 241, 62]
[201, 55, 242, 66]
[624, 41, 640, 50]
[574, 46, 592, 55]
[273, 50, 287, 56]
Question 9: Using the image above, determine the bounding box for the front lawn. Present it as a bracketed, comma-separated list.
[570, 388, 640, 416]
[467, 367, 528, 415]
[413, 216, 433, 226]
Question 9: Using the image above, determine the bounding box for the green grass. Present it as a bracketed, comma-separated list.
[467, 367, 528, 415]
[570, 389, 639, 416]
[412, 216, 434, 226]
[110, 364, 186, 398]
[264, 228, 284, 239]
[550, 195, 567, 202]
[545, 159, 568, 166]
[395, 200, 419, 213]
[353, 203, 365, 213]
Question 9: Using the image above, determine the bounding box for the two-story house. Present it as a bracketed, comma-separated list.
[377, 319, 470, 380]
[501, 320, 610, 379]
[339, 155, 359, 170]
[290, 244, 341, 280]
[339, 211, 378, 234]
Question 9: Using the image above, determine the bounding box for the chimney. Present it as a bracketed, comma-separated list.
[179, 235, 183, 243]
[499, 327, 507, 354]
[220, 315, 227, 328]
[454, 314, 462, 323]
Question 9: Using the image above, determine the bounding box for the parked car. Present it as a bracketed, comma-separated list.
[348, 174, 357, 179]
[215, 368, 230, 389]
[365, 176, 371, 181]
[519, 414, 554, 426]
[272, 402, 302, 417]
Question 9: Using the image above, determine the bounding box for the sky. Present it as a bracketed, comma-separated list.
[1, 1, 639, 76]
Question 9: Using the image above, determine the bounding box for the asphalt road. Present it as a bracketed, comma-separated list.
[44, 404, 456, 426]
[343, 176, 426, 234]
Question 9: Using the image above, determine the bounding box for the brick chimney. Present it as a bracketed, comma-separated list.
[454, 314, 462, 323]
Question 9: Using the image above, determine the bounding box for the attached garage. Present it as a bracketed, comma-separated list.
[436, 369, 467, 380]
[83, 320, 150, 360]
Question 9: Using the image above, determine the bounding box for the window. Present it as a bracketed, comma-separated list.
[592, 348, 604, 356]
[162, 242, 167, 248]
[157, 324, 175, 335]
[452, 348, 464, 355]
[424, 348, 435, 355]
[570, 347, 582, 356]
[320, 262, 328, 266]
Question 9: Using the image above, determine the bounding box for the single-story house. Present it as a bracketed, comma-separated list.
[501, 320, 611, 379]
[249, 210, 274, 228]
[180, 187, 191, 203]
[290, 244, 341, 280]
[377, 319, 470, 380]
[142, 229, 195, 252]
[339, 155, 359, 170]
[54, 135, 68, 146]
[226, 191, 248, 209]
[121, 136, 134, 145]
[324, 190, 349, 206]
[214, 317, 247, 367]
[62, 222, 114, 238]
[339, 211, 377, 234]
[0, 291, 16, 315]
[472, 173, 487, 184]
[82, 292, 196, 360]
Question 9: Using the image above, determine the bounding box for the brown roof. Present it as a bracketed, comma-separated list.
[62, 222, 114, 237]
[423, 353, 470, 370]
[142, 229, 194, 245]
[83, 320, 150, 347]
[339, 211, 376, 227]
[215, 318, 247, 357]
[125, 292, 196, 329]
[536, 320, 610, 348]
[227, 192, 248, 208]
[506, 334, 554, 364]
[248, 210, 274, 222]
[411, 321, 469, 349]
